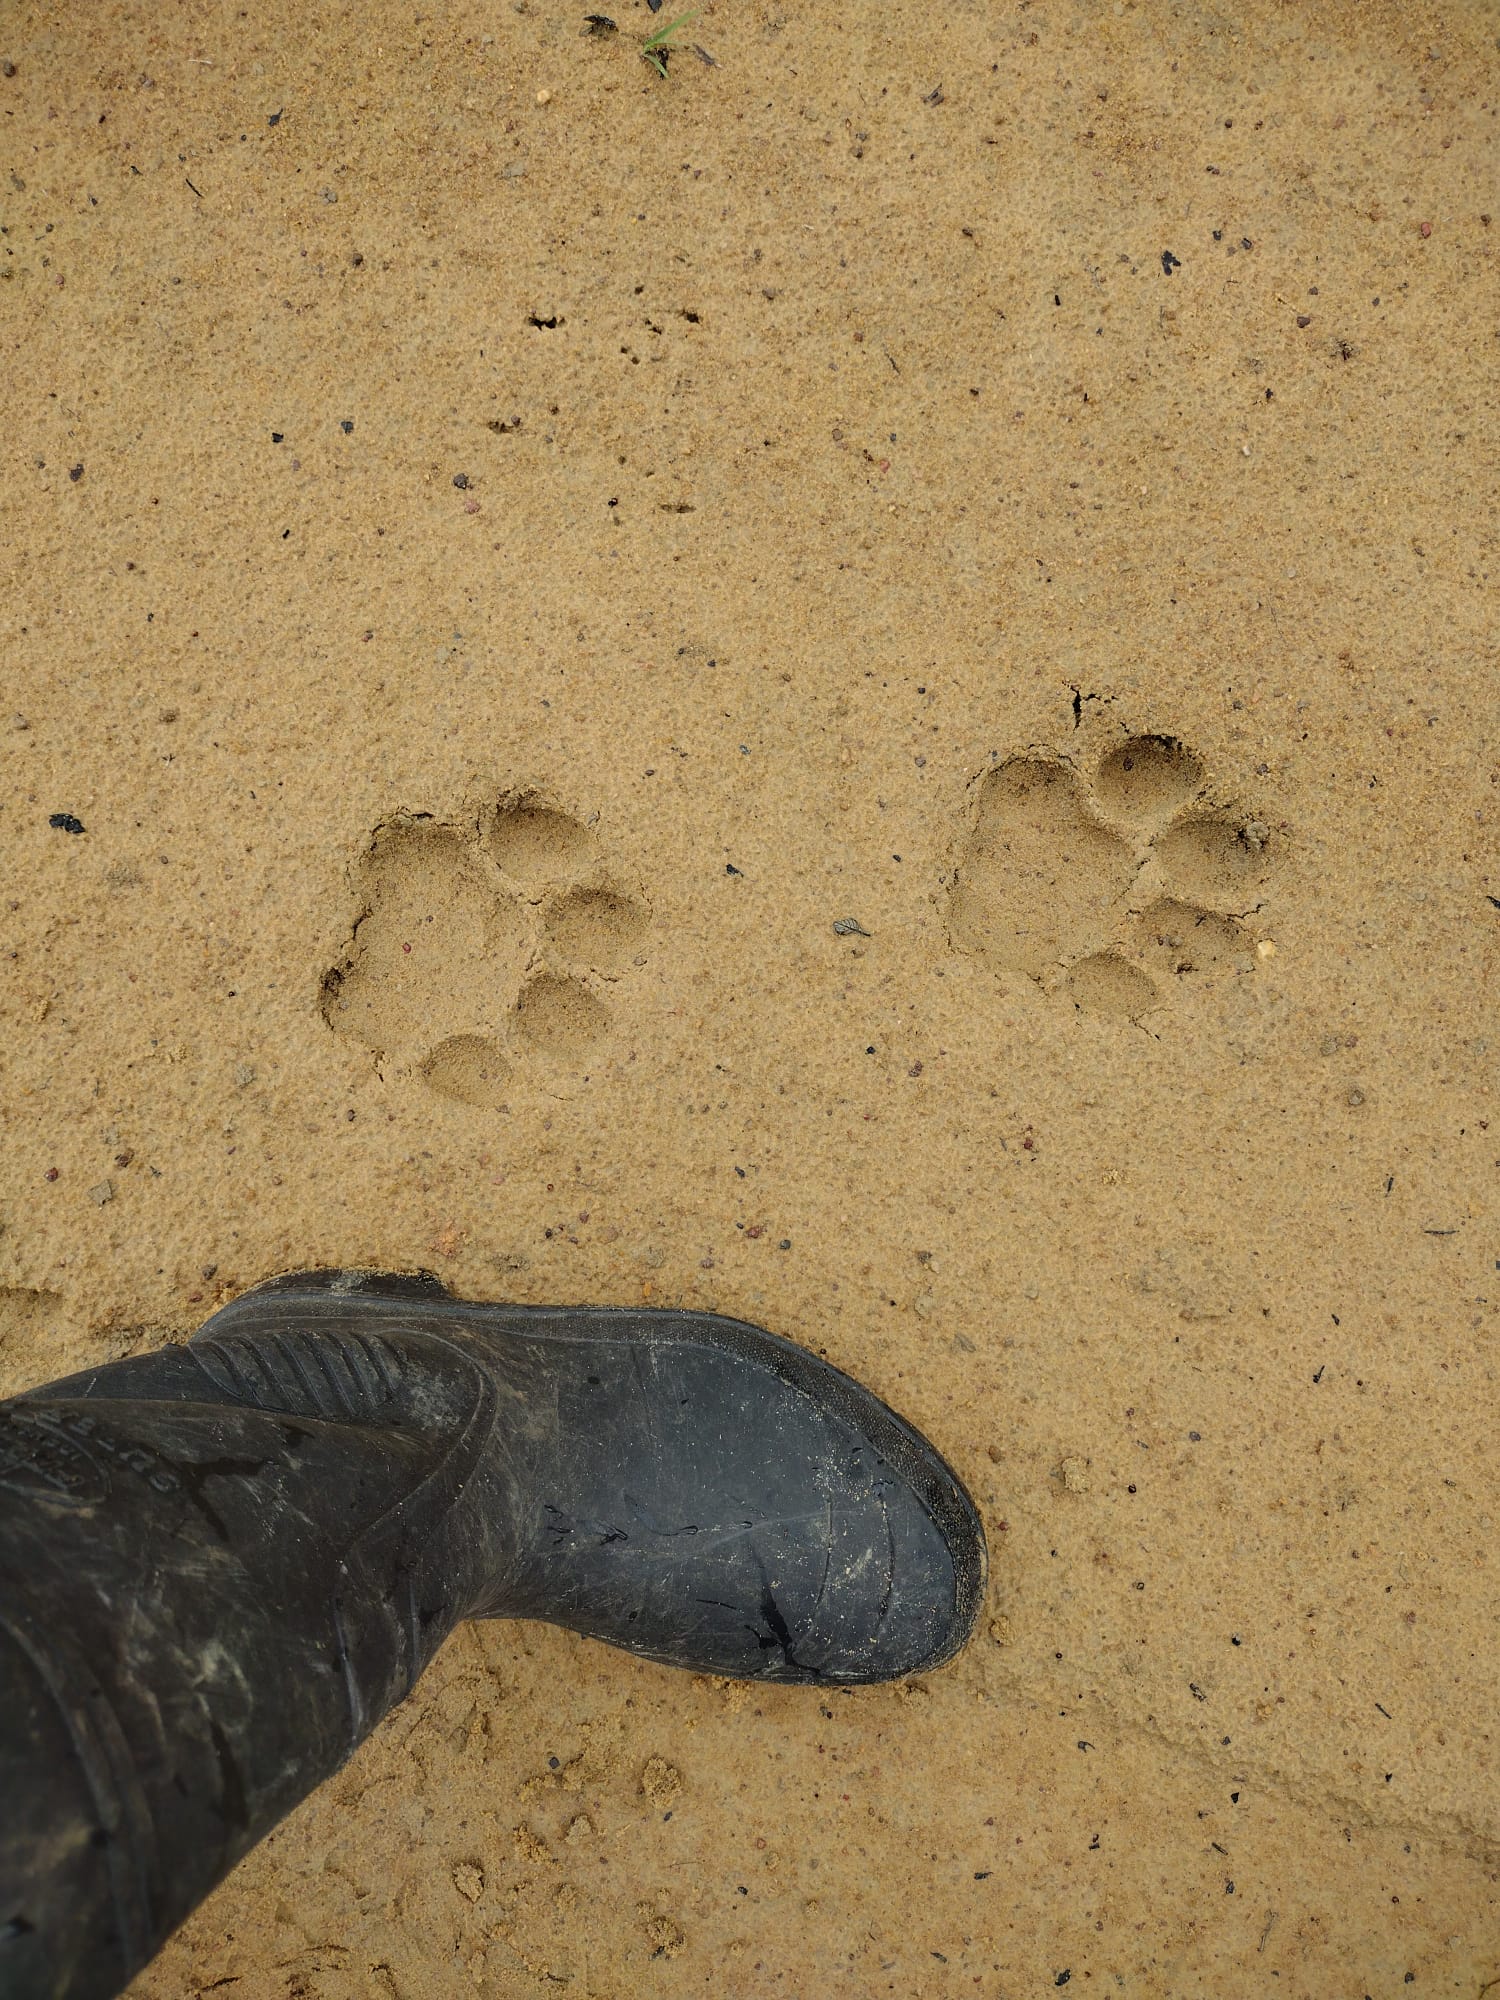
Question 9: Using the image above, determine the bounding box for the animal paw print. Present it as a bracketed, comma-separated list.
[319, 795, 650, 1104]
[947, 735, 1279, 1020]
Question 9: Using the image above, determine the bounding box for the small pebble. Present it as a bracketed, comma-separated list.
[49, 812, 85, 834]
[536, 87, 552, 105]
[89, 1180, 115, 1207]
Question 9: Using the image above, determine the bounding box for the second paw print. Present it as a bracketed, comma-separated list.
[320, 794, 650, 1106]
[948, 733, 1281, 1021]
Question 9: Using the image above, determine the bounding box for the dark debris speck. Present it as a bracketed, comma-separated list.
[49, 813, 85, 834]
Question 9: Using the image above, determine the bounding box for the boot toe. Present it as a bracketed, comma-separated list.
[777, 1462, 980, 1683]
[497, 1313, 986, 1685]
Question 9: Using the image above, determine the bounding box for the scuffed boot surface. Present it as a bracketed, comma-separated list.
[195, 1270, 987, 1684]
[0, 1273, 986, 1997]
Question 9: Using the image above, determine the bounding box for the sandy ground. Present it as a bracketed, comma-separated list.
[2, 0, 1498, 1991]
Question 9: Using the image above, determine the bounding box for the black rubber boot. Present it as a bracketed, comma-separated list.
[0, 1270, 985, 2000]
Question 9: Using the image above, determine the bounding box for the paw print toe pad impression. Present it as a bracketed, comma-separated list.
[1093, 735, 1204, 824]
[1154, 815, 1276, 912]
[545, 886, 650, 974]
[487, 797, 596, 891]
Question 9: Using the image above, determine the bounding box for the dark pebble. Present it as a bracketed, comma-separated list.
[49, 813, 85, 834]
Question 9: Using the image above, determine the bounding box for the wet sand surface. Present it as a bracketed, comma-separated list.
[1, 0, 1496, 1991]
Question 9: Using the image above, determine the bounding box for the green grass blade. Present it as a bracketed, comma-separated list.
[642, 7, 700, 51]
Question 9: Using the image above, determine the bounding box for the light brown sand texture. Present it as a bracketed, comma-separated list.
[2, 0, 1497, 1992]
